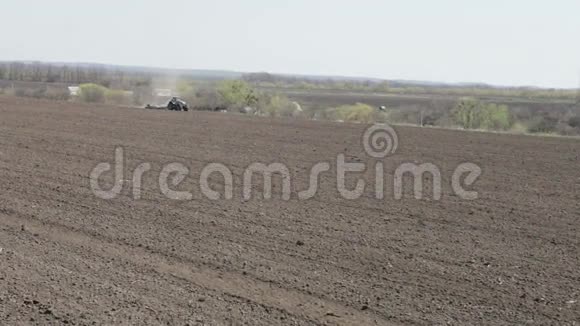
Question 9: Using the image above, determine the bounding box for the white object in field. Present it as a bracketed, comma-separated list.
[153, 88, 172, 97]
[379, 105, 387, 111]
[68, 86, 80, 96]
[241, 106, 257, 115]
[292, 102, 303, 112]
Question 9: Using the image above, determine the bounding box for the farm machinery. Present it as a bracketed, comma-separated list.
[146, 97, 189, 111]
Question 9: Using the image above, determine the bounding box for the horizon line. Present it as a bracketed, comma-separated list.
[0, 59, 578, 91]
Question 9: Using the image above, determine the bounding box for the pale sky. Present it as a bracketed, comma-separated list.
[1, 0, 579, 88]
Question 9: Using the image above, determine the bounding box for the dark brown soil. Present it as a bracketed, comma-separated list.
[0, 96, 579, 325]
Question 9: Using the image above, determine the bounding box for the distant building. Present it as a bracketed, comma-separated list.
[68, 86, 80, 96]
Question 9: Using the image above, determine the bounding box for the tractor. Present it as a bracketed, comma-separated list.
[146, 97, 189, 111]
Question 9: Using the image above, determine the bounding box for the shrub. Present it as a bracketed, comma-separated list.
[217, 80, 258, 109]
[510, 122, 528, 134]
[568, 115, 580, 129]
[526, 116, 558, 134]
[451, 98, 480, 129]
[422, 111, 444, 126]
[323, 103, 386, 123]
[79, 83, 107, 103]
[479, 104, 512, 130]
[452, 98, 512, 130]
[261, 95, 301, 117]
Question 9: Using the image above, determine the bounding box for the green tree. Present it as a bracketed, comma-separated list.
[452, 98, 480, 129]
[217, 80, 258, 108]
[324, 103, 381, 123]
[479, 104, 512, 130]
[262, 94, 298, 117]
[452, 98, 512, 130]
[79, 83, 108, 103]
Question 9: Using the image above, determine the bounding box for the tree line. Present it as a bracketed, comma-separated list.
[243, 72, 578, 101]
[0, 62, 153, 89]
